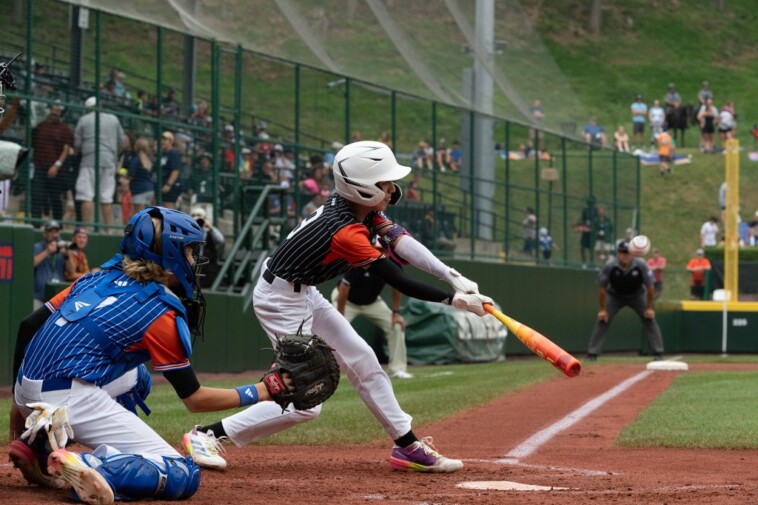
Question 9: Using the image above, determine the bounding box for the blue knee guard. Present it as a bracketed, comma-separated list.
[86, 453, 200, 500]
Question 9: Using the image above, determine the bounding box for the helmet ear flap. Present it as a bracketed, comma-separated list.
[389, 183, 403, 205]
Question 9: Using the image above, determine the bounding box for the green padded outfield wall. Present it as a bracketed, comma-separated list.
[0, 232, 688, 386]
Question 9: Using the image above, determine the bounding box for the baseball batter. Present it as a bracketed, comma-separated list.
[184, 140, 492, 473]
[10, 207, 291, 504]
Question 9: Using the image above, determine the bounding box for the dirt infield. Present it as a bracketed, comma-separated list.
[2, 362, 757, 504]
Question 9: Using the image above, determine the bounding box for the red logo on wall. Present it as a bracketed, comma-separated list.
[0, 243, 14, 282]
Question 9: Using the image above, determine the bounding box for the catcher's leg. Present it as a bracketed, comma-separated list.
[49, 448, 200, 502]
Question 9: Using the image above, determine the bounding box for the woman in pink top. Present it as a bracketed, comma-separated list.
[646, 248, 666, 299]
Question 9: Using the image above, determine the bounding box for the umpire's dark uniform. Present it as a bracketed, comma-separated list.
[587, 240, 664, 359]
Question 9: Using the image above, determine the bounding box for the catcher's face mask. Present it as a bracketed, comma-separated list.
[183, 243, 208, 340]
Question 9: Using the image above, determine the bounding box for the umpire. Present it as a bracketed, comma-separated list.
[587, 239, 664, 360]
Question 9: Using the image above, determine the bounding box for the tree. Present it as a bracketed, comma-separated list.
[589, 0, 602, 34]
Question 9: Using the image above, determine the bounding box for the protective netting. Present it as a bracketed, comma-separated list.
[59, 0, 589, 136]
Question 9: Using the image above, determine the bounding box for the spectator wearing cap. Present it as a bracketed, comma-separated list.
[664, 83, 682, 112]
[156, 131, 183, 209]
[190, 207, 225, 288]
[64, 226, 98, 282]
[323, 141, 343, 170]
[162, 87, 180, 119]
[686, 249, 712, 300]
[255, 122, 270, 140]
[31, 101, 74, 223]
[32, 220, 66, 308]
[630, 94, 648, 148]
[697, 81, 713, 106]
[586, 239, 664, 361]
[74, 96, 125, 227]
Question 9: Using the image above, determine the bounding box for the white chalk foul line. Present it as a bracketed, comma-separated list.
[505, 370, 653, 461]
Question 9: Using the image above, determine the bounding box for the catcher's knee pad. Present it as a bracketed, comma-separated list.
[88, 453, 200, 500]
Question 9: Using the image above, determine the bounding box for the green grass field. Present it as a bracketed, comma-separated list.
[4, 356, 757, 449]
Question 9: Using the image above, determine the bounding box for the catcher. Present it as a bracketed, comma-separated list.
[9, 207, 336, 504]
[184, 141, 492, 473]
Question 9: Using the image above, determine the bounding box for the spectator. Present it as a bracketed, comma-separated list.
[377, 131, 392, 148]
[418, 208, 456, 252]
[656, 126, 674, 175]
[161, 87, 180, 119]
[406, 177, 420, 202]
[323, 141, 343, 171]
[538, 227, 554, 261]
[332, 259, 413, 379]
[134, 89, 148, 113]
[255, 121, 270, 140]
[697, 81, 713, 106]
[718, 102, 736, 146]
[646, 248, 666, 300]
[32, 219, 65, 309]
[582, 117, 606, 148]
[436, 138, 451, 172]
[31, 101, 74, 222]
[529, 99, 546, 150]
[748, 211, 758, 247]
[586, 240, 664, 361]
[449, 140, 462, 172]
[664, 82, 682, 111]
[301, 189, 331, 219]
[593, 205, 613, 263]
[186, 152, 219, 221]
[522, 207, 537, 257]
[686, 248, 712, 300]
[413, 140, 433, 172]
[630, 94, 647, 148]
[190, 206, 225, 288]
[188, 99, 212, 129]
[648, 99, 665, 145]
[74, 96, 125, 227]
[575, 195, 597, 265]
[697, 97, 719, 152]
[719, 181, 727, 225]
[127, 136, 156, 216]
[700, 216, 719, 247]
[613, 125, 630, 152]
[156, 131, 183, 209]
[64, 226, 97, 281]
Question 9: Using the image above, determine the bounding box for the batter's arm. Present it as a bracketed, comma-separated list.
[368, 257, 453, 303]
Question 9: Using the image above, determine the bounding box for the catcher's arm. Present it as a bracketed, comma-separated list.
[163, 367, 293, 413]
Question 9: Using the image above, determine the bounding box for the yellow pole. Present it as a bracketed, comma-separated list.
[724, 138, 739, 300]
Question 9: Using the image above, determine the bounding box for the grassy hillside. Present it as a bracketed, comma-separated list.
[14, 0, 758, 299]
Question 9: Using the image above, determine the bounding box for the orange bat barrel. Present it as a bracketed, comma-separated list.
[484, 304, 582, 377]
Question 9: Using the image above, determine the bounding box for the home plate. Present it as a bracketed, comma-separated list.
[646, 360, 689, 371]
[457, 481, 570, 491]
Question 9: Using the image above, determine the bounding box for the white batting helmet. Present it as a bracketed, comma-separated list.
[333, 141, 411, 206]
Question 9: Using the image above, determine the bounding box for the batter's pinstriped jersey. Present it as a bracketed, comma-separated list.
[21, 268, 190, 385]
[266, 195, 388, 286]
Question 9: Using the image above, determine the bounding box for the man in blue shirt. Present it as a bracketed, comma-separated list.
[32, 220, 66, 309]
[583, 117, 607, 148]
[630, 95, 648, 148]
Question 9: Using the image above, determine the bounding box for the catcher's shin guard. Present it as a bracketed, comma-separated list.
[85, 453, 201, 500]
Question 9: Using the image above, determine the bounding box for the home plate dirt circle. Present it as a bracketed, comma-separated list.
[457, 480, 571, 491]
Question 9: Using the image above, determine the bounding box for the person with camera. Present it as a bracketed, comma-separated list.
[32, 220, 66, 309]
[64, 226, 99, 282]
[190, 207, 224, 288]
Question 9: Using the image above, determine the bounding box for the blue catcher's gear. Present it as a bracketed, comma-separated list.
[116, 364, 153, 416]
[82, 452, 201, 500]
[120, 206, 206, 299]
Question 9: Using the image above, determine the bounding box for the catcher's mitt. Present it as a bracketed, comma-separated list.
[262, 334, 340, 411]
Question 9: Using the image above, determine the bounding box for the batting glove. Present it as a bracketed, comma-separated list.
[451, 292, 493, 316]
[443, 268, 479, 294]
[21, 402, 74, 450]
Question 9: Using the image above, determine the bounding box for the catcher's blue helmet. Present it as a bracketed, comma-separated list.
[121, 206, 205, 298]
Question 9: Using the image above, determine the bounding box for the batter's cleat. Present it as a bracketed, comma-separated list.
[389, 436, 463, 473]
[9, 438, 67, 489]
[47, 449, 114, 505]
[182, 426, 228, 470]
[390, 370, 414, 379]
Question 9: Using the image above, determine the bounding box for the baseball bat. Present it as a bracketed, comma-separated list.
[483, 304, 582, 378]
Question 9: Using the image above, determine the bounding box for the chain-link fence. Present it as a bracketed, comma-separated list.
[1, 0, 640, 271]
